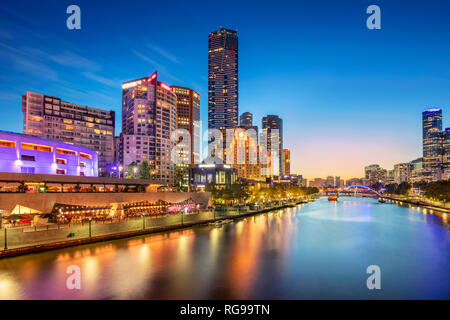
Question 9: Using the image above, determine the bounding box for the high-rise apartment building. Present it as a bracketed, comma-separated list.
[422, 108, 444, 180]
[121, 72, 177, 185]
[171, 86, 201, 187]
[208, 28, 239, 141]
[262, 115, 283, 177]
[394, 162, 413, 184]
[22, 91, 115, 173]
[283, 149, 290, 176]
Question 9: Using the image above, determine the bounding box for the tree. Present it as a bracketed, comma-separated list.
[397, 182, 411, 195]
[423, 180, 450, 203]
[125, 162, 138, 178]
[138, 161, 151, 179]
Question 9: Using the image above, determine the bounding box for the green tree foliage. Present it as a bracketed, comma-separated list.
[125, 162, 138, 178]
[423, 180, 450, 203]
[386, 182, 411, 195]
[138, 161, 151, 180]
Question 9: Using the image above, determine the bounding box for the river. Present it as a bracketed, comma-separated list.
[0, 196, 448, 299]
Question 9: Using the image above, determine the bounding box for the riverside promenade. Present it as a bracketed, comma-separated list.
[0, 198, 311, 259]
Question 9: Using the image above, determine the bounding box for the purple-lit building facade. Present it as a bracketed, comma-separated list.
[0, 131, 98, 176]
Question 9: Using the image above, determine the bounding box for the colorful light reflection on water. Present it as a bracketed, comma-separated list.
[0, 197, 448, 299]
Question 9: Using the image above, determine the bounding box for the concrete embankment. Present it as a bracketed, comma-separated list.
[384, 196, 450, 215]
[0, 200, 309, 259]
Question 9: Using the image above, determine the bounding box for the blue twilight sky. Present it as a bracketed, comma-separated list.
[0, 0, 449, 179]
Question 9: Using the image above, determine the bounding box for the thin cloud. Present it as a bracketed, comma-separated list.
[9, 55, 58, 81]
[83, 72, 120, 87]
[133, 50, 164, 70]
[147, 44, 179, 63]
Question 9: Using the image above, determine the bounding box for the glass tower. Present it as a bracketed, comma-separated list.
[422, 108, 443, 180]
[208, 28, 239, 134]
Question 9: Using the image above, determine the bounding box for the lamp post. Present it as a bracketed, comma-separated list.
[88, 217, 92, 238]
[119, 166, 123, 179]
[134, 166, 138, 179]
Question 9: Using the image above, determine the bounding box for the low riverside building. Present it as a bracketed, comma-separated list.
[189, 163, 237, 190]
[0, 130, 98, 176]
[0, 172, 211, 220]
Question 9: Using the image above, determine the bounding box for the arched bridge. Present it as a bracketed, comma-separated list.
[343, 185, 382, 197]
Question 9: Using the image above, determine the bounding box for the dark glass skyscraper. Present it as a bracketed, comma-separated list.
[240, 112, 253, 128]
[422, 108, 443, 180]
[262, 115, 283, 177]
[208, 28, 239, 134]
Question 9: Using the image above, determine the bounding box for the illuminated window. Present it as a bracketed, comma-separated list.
[0, 140, 16, 148]
[57, 148, 77, 156]
[56, 169, 66, 175]
[56, 158, 67, 165]
[65, 125, 74, 130]
[21, 143, 52, 152]
[80, 161, 86, 168]
[80, 152, 92, 160]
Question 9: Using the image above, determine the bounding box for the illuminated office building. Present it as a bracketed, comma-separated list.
[422, 108, 444, 181]
[262, 115, 283, 177]
[121, 72, 177, 184]
[283, 149, 290, 176]
[22, 91, 115, 173]
[171, 86, 201, 186]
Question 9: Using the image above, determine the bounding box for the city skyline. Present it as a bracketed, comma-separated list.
[0, 0, 449, 180]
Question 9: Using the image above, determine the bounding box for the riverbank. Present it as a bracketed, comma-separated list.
[384, 195, 450, 216]
[0, 199, 311, 259]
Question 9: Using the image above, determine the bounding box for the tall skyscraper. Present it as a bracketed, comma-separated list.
[283, 149, 290, 176]
[22, 91, 115, 174]
[208, 28, 239, 137]
[172, 86, 200, 186]
[121, 72, 177, 184]
[262, 115, 283, 177]
[422, 108, 443, 180]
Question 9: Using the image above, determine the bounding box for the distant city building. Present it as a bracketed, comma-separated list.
[283, 149, 291, 176]
[325, 176, 335, 187]
[444, 127, 450, 170]
[22, 91, 115, 174]
[364, 164, 380, 180]
[240, 112, 253, 128]
[394, 162, 413, 184]
[309, 178, 324, 188]
[346, 178, 364, 186]
[121, 72, 177, 185]
[422, 108, 444, 181]
[409, 157, 425, 183]
[386, 169, 395, 185]
[0, 130, 98, 176]
[208, 28, 239, 145]
[262, 115, 283, 177]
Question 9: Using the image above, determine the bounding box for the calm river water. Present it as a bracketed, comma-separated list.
[0, 197, 449, 299]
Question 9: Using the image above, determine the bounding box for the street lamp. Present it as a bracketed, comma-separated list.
[119, 166, 123, 178]
[133, 166, 138, 178]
